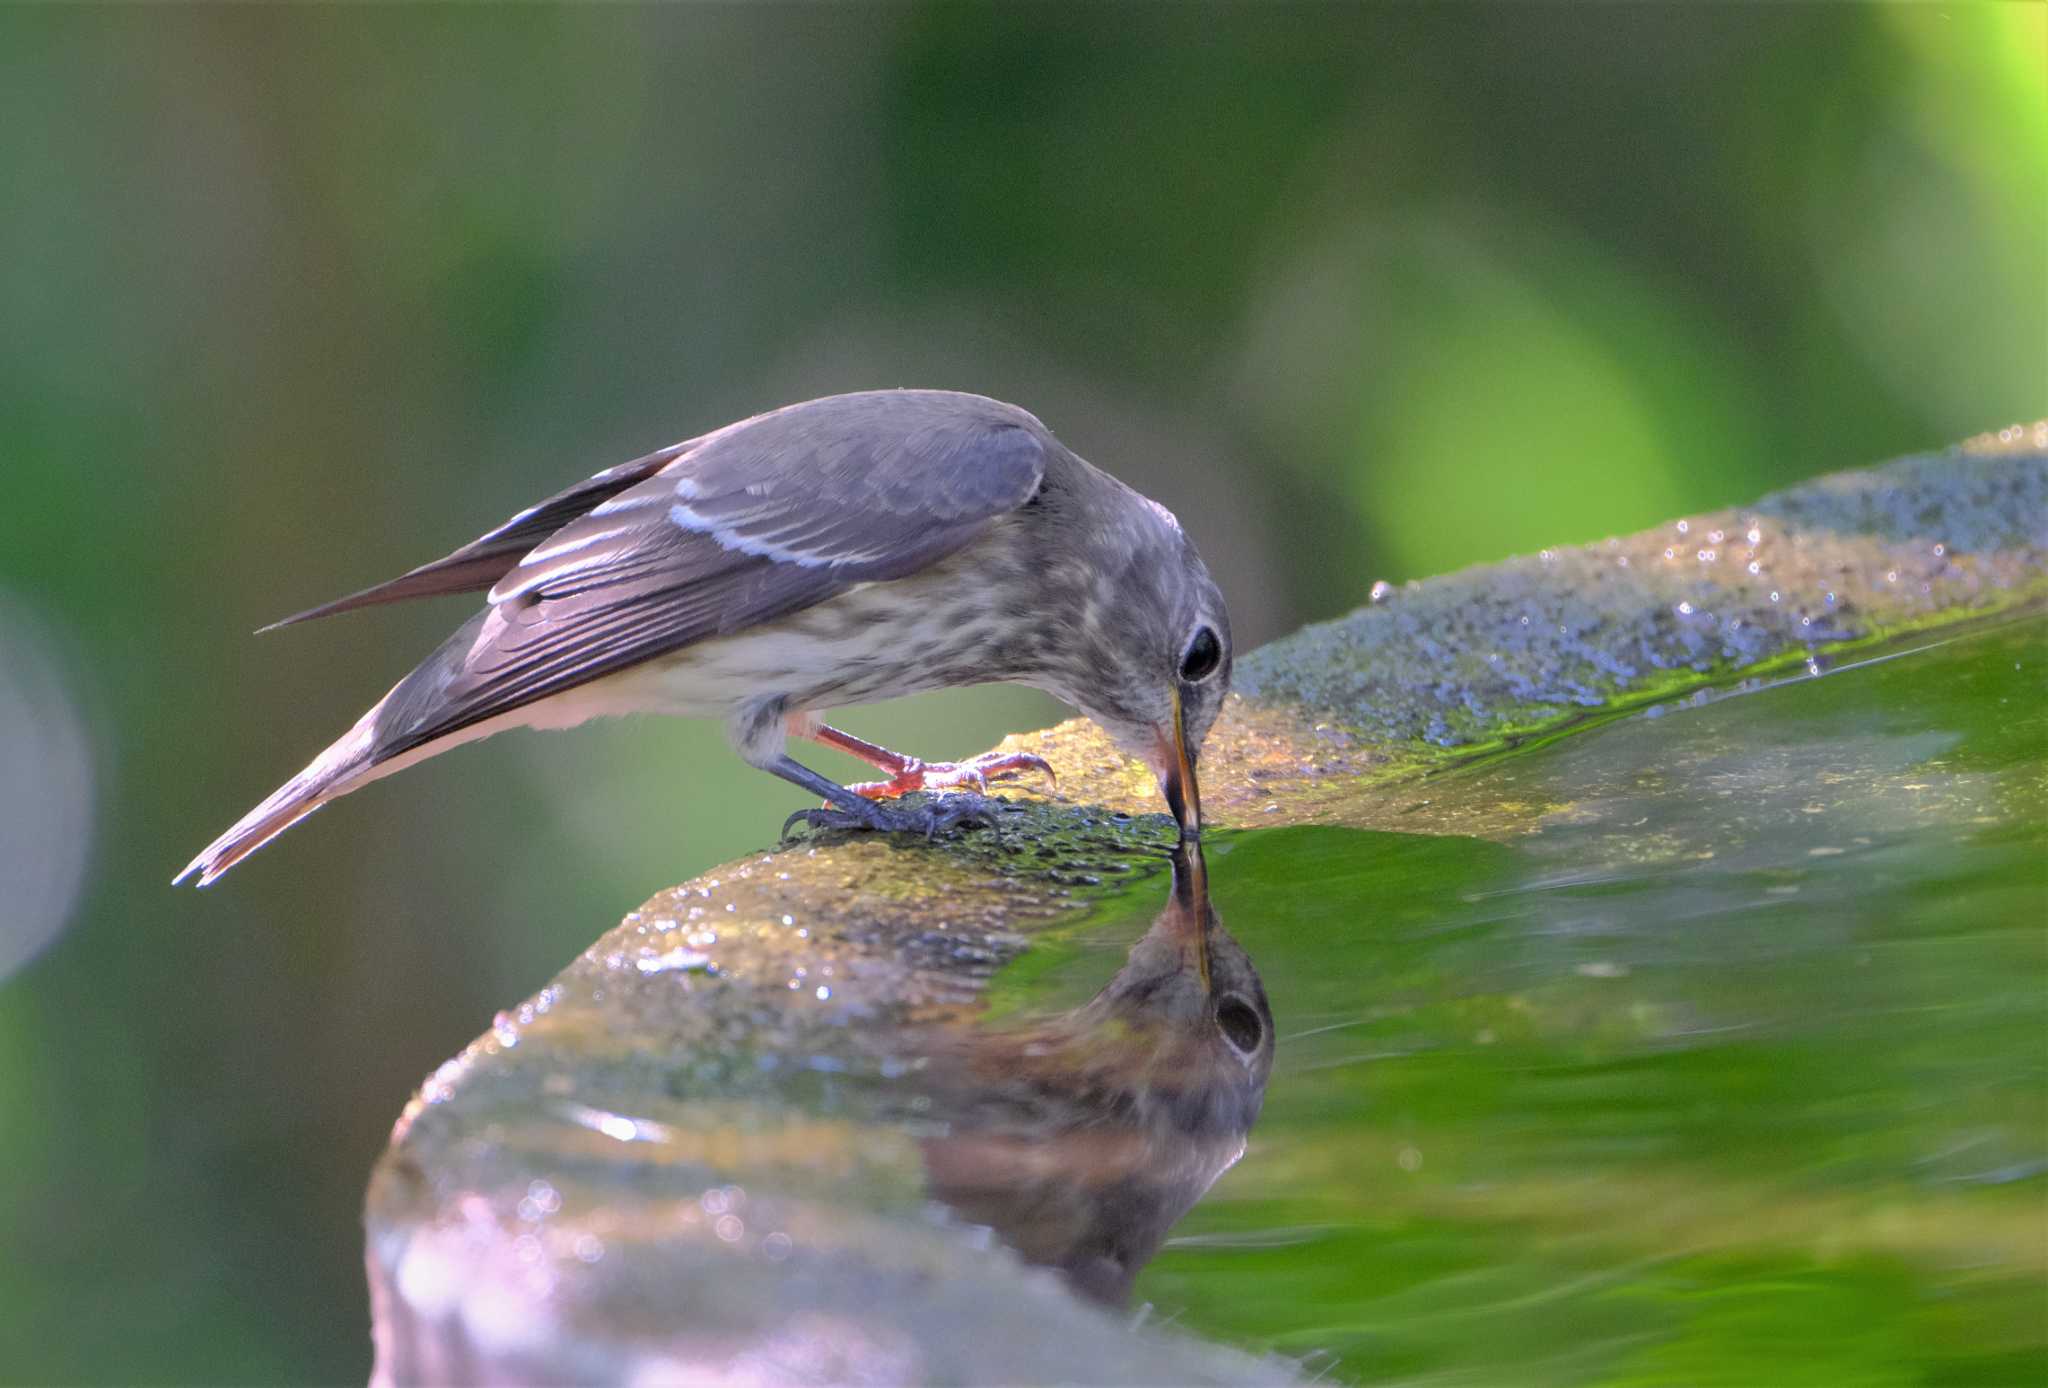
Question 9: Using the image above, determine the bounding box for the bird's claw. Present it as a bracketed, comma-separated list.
[846, 750, 1057, 801]
[781, 792, 1004, 843]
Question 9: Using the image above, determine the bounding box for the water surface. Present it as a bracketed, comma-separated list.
[1016, 616, 2046, 1386]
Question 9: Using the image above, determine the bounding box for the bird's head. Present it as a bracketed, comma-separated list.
[1087, 841, 1271, 1080]
[1059, 493, 1231, 842]
[910, 839, 1271, 1305]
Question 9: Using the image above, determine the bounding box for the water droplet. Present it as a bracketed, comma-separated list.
[814, 985, 831, 1001]
[636, 947, 712, 975]
[518, 1181, 560, 1222]
[1368, 579, 1393, 603]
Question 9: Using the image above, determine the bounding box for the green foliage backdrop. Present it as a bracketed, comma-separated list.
[0, 6, 2039, 1382]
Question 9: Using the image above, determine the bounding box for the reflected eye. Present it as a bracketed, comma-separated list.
[1215, 993, 1264, 1057]
[1179, 625, 1223, 683]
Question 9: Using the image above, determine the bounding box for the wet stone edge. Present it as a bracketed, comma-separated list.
[1235, 427, 2048, 755]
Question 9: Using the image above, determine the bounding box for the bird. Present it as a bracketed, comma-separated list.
[910, 840, 1273, 1307]
[176, 390, 1232, 886]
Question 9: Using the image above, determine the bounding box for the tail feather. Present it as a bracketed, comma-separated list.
[179, 607, 560, 887]
[175, 722, 377, 887]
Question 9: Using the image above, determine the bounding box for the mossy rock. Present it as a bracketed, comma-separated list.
[367, 424, 2046, 1385]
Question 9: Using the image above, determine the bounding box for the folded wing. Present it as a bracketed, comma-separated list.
[367, 391, 1050, 760]
[258, 440, 703, 630]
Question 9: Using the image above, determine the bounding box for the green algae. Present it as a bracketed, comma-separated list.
[1238, 433, 2048, 755]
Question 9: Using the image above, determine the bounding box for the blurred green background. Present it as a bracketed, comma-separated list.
[0, 5, 2039, 1382]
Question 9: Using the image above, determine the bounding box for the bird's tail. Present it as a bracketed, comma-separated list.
[174, 715, 381, 887]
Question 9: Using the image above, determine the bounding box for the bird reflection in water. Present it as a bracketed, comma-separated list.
[907, 841, 1274, 1307]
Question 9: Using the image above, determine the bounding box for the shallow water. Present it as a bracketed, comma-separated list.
[1008, 615, 2046, 1385]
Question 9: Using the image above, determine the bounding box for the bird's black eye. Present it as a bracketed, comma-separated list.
[1179, 625, 1223, 683]
[1216, 993, 1264, 1057]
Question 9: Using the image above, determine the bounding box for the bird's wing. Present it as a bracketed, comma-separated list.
[258, 439, 700, 630]
[368, 392, 1049, 760]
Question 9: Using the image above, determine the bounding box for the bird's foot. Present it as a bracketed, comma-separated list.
[782, 791, 1003, 843]
[845, 749, 1056, 800]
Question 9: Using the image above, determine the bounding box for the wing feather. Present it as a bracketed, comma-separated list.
[258, 439, 696, 630]
[366, 391, 1049, 760]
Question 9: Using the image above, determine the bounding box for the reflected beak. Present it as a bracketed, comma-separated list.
[1168, 839, 1213, 991]
[1159, 686, 1203, 842]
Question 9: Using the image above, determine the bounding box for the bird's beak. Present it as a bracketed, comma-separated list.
[1167, 839, 1213, 991]
[1159, 686, 1203, 842]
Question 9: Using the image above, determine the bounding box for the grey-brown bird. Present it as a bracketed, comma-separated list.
[910, 841, 1273, 1306]
[177, 390, 1231, 886]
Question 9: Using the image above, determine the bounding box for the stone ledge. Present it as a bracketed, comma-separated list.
[366, 424, 2048, 1385]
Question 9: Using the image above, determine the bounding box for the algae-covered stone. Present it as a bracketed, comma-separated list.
[366, 425, 2048, 1384]
[1237, 427, 2048, 753]
[368, 835, 1287, 1385]
[976, 427, 2048, 838]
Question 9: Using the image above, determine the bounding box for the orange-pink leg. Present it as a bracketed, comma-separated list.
[804, 724, 1056, 801]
